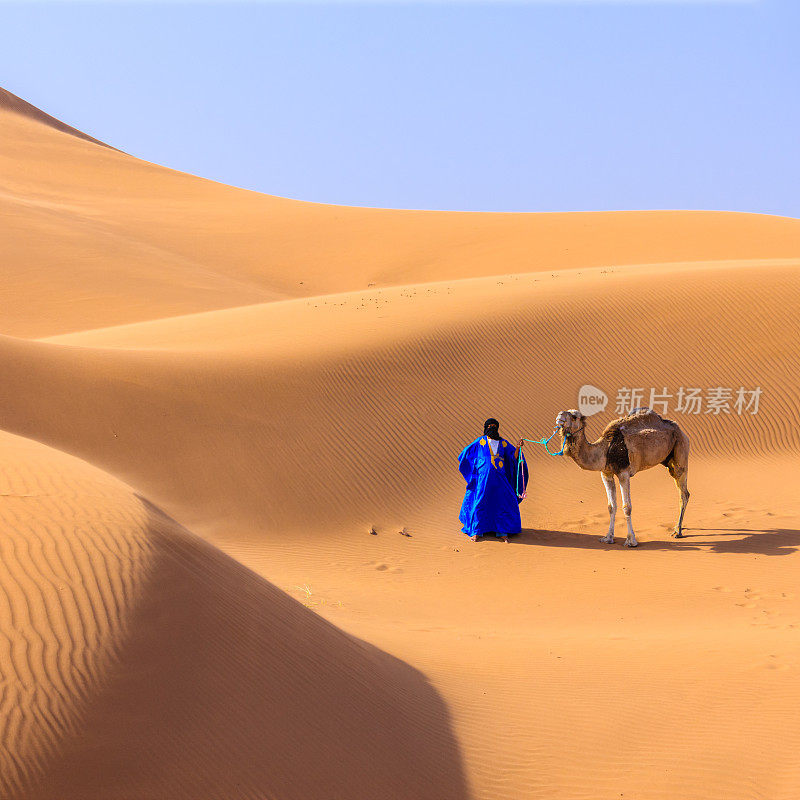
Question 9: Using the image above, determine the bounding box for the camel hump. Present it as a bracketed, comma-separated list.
[601, 410, 681, 454]
[601, 410, 683, 473]
[602, 409, 656, 437]
[612, 408, 677, 433]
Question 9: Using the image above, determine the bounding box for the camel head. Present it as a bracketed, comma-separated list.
[555, 409, 585, 439]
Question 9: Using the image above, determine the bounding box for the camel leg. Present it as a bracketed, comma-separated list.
[671, 470, 690, 538]
[599, 473, 617, 544]
[669, 432, 690, 538]
[618, 473, 638, 548]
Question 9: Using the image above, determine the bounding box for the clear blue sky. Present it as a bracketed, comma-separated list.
[3, 1, 798, 216]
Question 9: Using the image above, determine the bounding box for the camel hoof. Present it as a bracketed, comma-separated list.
[671, 529, 683, 538]
[624, 538, 639, 548]
[599, 536, 614, 544]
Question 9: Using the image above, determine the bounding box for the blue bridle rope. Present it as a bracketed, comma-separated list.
[515, 427, 567, 499]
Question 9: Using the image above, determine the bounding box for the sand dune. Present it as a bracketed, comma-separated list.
[3, 93, 799, 339]
[1, 431, 468, 800]
[1, 257, 796, 542]
[2, 88, 800, 799]
[0, 87, 112, 149]
[0, 432, 151, 798]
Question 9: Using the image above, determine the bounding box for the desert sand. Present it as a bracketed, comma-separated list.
[1, 85, 800, 799]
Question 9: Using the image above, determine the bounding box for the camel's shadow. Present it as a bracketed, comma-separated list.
[514, 527, 800, 556]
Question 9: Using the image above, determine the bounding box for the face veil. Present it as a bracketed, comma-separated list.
[483, 418, 500, 440]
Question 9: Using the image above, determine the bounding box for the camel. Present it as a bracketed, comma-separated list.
[554, 407, 690, 547]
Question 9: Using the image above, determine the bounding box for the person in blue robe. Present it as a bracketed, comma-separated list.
[458, 418, 528, 541]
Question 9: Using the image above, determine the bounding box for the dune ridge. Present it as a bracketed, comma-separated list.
[1, 431, 469, 800]
[0, 432, 153, 797]
[1, 258, 797, 545]
[3, 92, 800, 338]
[0, 87, 112, 149]
[2, 87, 800, 799]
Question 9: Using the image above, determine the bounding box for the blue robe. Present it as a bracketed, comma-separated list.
[458, 437, 528, 538]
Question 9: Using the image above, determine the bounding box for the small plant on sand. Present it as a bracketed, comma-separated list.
[294, 584, 342, 610]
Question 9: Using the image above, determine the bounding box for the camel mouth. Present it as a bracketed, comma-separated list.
[554, 415, 576, 440]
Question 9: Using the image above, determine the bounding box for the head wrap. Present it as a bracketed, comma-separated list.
[483, 418, 500, 435]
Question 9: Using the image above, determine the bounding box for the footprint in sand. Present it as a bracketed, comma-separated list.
[371, 562, 403, 574]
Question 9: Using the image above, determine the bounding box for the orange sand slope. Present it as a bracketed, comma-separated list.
[0, 432, 466, 800]
[3, 84, 799, 339]
[2, 89, 800, 800]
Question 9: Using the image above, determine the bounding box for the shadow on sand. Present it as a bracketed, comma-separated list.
[25, 496, 471, 800]
[512, 527, 800, 556]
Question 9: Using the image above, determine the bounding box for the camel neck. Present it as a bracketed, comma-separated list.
[565, 428, 606, 471]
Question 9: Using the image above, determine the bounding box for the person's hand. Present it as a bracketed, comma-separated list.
[517, 438, 525, 449]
